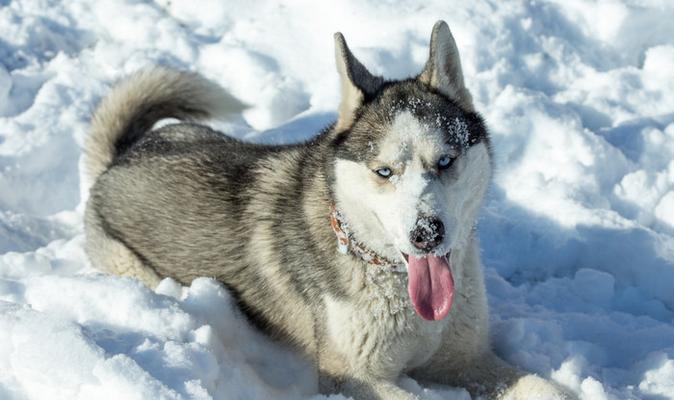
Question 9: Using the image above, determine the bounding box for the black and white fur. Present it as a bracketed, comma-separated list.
[84, 21, 574, 400]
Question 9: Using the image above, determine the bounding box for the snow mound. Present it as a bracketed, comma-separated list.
[1, 272, 319, 400]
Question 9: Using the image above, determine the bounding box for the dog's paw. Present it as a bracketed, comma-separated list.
[500, 374, 577, 400]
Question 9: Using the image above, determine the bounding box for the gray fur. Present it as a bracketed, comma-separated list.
[84, 22, 575, 400]
[334, 32, 384, 131]
[83, 67, 246, 186]
[419, 21, 474, 112]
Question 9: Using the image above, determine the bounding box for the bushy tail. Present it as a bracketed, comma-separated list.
[83, 67, 245, 182]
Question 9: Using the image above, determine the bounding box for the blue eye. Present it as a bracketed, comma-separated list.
[375, 167, 392, 178]
[438, 155, 454, 170]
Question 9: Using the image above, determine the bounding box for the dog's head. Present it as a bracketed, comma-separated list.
[329, 21, 492, 321]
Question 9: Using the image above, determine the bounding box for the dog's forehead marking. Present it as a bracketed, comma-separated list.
[378, 110, 454, 166]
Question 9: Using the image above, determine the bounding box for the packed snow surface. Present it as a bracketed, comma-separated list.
[2, 0, 674, 399]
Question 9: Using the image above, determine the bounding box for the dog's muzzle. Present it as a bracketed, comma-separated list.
[410, 216, 444, 253]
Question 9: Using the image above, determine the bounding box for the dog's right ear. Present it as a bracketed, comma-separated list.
[334, 33, 382, 131]
[419, 21, 474, 111]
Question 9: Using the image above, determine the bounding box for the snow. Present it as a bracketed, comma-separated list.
[1, 0, 673, 399]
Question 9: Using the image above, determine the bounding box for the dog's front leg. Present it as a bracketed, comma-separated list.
[317, 341, 416, 400]
[319, 370, 417, 400]
[467, 353, 578, 400]
[500, 373, 578, 400]
[412, 351, 576, 399]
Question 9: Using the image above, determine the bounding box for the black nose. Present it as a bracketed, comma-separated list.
[410, 217, 444, 252]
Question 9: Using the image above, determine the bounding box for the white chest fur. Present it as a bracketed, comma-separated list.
[323, 267, 450, 378]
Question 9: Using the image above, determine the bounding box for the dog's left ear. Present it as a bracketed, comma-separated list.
[419, 21, 474, 111]
[334, 33, 383, 131]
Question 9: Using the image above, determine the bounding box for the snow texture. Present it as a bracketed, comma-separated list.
[1, 0, 674, 399]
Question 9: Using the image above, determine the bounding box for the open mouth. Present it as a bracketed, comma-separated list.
[399, 251, 454, 321]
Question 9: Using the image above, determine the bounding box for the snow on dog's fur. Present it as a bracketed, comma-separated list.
[83, 21, 575, 399]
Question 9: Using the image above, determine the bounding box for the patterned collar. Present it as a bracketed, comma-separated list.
[329, 206, 405, 271]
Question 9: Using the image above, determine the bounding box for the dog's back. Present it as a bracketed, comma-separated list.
[84, 68, 244, 284]
[83, 67, 245, 183]
[83, 70, 326, 352]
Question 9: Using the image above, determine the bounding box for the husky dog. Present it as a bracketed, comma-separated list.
[84, 21, 573, 400]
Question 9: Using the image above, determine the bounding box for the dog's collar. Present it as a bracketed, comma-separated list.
[329, 206, 404, 270]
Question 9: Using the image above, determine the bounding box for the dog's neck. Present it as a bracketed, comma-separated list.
[329, 205, 405, 272]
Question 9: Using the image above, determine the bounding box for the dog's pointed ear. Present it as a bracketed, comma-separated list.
[334, 32, 382, 131]
[419, 21, 474, 111]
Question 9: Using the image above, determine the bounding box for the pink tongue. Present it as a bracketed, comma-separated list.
[407, 254, 454, 321]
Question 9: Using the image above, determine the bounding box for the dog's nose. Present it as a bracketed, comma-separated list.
[410, 217, 444, 252]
